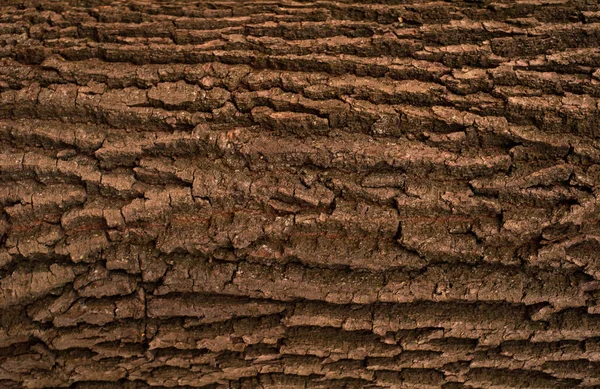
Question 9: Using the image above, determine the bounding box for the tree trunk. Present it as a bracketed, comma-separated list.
[1, 0, 600, 388]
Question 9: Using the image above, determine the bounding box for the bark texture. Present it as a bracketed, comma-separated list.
[2, 0, 600, 388]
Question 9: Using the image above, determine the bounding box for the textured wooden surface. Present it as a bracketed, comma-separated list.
[2, 0, 600, 388]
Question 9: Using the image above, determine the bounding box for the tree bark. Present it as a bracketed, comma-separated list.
[1, 0, 600, 388]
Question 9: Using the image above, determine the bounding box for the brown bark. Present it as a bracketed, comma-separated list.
[1, 0, 600, 387]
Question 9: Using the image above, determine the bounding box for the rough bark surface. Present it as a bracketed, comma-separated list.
[1, 0, 600, 388]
